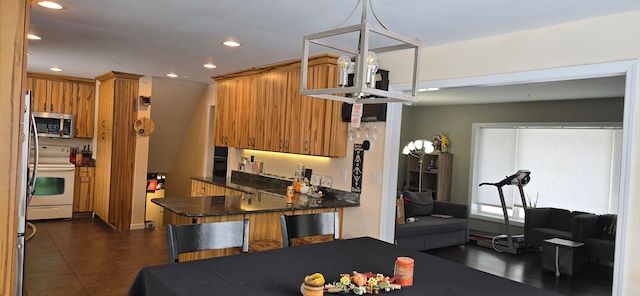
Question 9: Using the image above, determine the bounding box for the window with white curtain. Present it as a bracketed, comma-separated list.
[470, 123, 622, 223]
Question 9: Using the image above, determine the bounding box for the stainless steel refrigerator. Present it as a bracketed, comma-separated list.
[16, 90, 39, 296]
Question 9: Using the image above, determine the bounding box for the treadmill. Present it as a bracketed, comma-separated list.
[478, 170, 536, 254]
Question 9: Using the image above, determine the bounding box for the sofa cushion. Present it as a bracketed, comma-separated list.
[396, 216, 467, 238]
[598, 214, 617, 241]
[585, 238, 615, 262]
[547, 209, 571, 232]
[402, 191, 434, 218]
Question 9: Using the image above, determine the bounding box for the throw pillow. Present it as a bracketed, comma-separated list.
[402, 191, 434, 218]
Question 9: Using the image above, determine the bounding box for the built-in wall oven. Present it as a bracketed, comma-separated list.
[28, 145, 75, 220]
[213, 146, 228, 177]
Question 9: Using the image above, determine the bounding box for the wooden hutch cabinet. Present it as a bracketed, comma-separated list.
[405, 153, 453, 202]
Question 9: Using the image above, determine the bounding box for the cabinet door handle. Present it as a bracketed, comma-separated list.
[304, 140, 309, 152]
[284, 139, 289, 151]
[101, 132, 105, 139]
[43, 102, 46, 110]
[251, 138, 256, 147]
[102, 120, 106, 128]
[50, 104, 53, 111]
[279, 139, 283, 150]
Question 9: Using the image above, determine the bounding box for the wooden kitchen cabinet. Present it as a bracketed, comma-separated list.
[212, 54, 347, 157]
[235, 78, 256, 149]
[405, 153, 453, 202]
[73, 166, 95, 212]
[95, 71, 142, 230]
[213, 80, 238, 147]
[26, 76, 71, 114]
[191, 180, 242, 197]
[26, 73, 96, 138]
[74, 83, 96, 138]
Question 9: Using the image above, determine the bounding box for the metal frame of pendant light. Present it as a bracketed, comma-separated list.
[300, 0, 421, 104]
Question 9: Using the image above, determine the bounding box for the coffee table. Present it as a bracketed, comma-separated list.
[542, 238, 584, 277]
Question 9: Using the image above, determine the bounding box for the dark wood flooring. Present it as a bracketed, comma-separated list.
[24, 218, 613, 296]
[425, 242, 613, 296]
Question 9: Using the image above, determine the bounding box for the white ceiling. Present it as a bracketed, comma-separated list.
[27, 0, 639, 102]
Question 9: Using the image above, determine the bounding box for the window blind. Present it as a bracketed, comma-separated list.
[473, 126, 620, 215]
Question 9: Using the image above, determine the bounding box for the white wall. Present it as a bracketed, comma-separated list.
[147, 78, 207, 173]
[164, 84, 217, 198]
[381, 10, 640, 295]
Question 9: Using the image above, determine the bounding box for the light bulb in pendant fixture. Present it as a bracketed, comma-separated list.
[337, 55, 353, 87]
[365, 51, 379, 87]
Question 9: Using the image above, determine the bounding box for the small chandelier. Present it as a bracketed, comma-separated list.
[300, 0, 421, 104]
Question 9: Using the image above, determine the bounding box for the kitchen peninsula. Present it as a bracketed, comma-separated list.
[152, 171, 359, 261]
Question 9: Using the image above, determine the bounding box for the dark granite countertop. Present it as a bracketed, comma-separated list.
[152, 171, 359, 217]
[151, 193, 358, 217]
[192, 171, 360, 203]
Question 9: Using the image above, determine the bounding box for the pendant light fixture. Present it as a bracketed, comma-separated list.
[300, 0, 421, 104]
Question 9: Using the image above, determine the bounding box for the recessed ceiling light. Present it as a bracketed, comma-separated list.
[203, 63, 217, 69]
[50, 67, 62, 72]
[27, 34, 41, 40]
[166, 73, 178, 78]
[427, 88, 440, 91]
[223, 41, 241, 47]
[418, 88, 427, 92]
[27, 52, 31, 56]
[37, 1, 63, 9]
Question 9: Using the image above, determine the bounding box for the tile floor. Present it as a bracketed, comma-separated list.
[24, 218, 167, 296]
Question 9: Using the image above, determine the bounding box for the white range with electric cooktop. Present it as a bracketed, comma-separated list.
[28, 145, 75, 220]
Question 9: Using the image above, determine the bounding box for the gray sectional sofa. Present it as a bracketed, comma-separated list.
[524, 207, 591, 248]
[395, 191, 469, 251]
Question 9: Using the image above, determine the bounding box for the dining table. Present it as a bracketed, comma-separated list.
[127, 237, 561, 296]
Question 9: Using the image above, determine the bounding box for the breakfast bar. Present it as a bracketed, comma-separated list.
[152, 171, 359, 260]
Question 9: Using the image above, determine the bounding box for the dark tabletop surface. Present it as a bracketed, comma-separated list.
[127, 237, 562, 296]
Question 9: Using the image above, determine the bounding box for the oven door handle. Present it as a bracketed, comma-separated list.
[37, 167, 76, 172]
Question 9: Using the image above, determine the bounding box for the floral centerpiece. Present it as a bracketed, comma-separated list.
[325, 271, 401, 295]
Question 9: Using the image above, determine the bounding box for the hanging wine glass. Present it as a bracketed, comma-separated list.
[363, 126, 370, 139]
[347, 129, 354, 141]
[354, 128, 363, 141]
[372, 125, 378, 141]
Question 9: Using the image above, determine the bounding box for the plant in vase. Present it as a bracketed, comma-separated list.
[440, 133, 449, 153]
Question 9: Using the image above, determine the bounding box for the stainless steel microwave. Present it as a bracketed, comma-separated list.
[33, 112, 75, 138]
